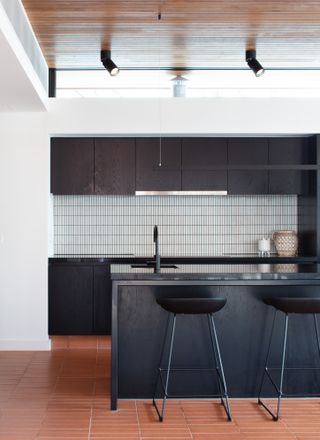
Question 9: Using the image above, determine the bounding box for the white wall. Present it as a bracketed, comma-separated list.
[1, 96, 320, 349]
[48, 97, 320, 135]
[0, 112, 49, 349]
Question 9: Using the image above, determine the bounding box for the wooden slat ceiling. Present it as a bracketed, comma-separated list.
[21, 0, 320, 69]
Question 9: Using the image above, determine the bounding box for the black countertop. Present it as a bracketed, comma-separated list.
[49, 255, 318, 264]
[49, 255, 320, 279]
[111, 271, 320, 282]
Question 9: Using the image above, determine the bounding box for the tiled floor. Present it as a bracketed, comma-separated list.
[0, 341, 320, 439]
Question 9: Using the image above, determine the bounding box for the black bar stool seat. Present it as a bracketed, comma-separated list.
[157, 298, 227, 315]
[258, 296, 320, 421]
[264, 297, 320, 314]
[153, 296, 231, 422]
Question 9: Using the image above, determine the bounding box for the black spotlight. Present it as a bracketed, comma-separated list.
[101, 50, 120, 76]
[246, 49, 265, 77]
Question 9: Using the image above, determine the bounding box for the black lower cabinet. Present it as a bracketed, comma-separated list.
[93, 265, 112, 334]
[49, 264, 111, 335]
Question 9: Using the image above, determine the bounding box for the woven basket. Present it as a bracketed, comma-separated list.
[272, 230, 298, 257]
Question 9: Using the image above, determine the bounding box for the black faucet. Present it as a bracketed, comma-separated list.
[153, 225, 161, 273]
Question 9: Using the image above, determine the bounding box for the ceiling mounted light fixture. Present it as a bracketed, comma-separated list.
[246, 49, 265, 77]
[101, 50, 120, 76]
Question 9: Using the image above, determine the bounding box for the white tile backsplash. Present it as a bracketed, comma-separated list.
[53, 195, 297, 256]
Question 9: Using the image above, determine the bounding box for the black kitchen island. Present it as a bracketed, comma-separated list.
[111, 267, 320, 410]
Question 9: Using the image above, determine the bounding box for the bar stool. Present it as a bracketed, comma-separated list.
[258, 297, 320, 421]
[153, 297, 232, 422]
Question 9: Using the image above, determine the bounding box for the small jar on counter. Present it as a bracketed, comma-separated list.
[258, 237, 271, 256]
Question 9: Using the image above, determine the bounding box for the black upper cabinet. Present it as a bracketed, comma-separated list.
[269, 170, 316, 195]
[51, 138, 94, 194]
[182, 138, 228, 169]
[269, 137, 316, 194]
[228, 138, 269, 194]
[181, 138, 227, 191]
[136, 138, 181, 191]
[269, 137, 316, 165]
[228, 138, 269, 165]
[51, 137, 135, 195]
[95, 138, 135, 195]
[51, 136, 315, 196]
[228, 170, 269, 194]
[182, 170, 228, 191]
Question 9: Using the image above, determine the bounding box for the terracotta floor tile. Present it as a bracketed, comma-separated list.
[68, 336, 98, 349]
[90, 433, 141, 440]
[37, 436, 89, 439]
[1, 349, 320, 440]
[140, 438, 191, 440]
[188, 423, 239, 434]
[97, 336, 111, 349]
[296, 436, 320, 440]
[50, 336, 70, 349]
[0, 436, 37, 440]
[192, 436, 246, 440]
[243, 436, 297, 440]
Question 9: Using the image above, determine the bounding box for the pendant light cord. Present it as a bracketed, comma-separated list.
[158, 7, 162, 167]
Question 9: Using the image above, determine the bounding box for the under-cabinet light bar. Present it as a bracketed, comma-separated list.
[135, 191, 228, 196]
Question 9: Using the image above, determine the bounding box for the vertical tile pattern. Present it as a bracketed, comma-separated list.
[53, 195, 297, 256]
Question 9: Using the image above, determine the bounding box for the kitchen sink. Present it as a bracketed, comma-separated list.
[131, 262, 178, 269]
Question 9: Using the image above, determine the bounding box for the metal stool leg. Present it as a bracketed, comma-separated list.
[258, 312, 289, 421]
[276, 313, 289, 420]
[153, 314, 171, 406]
[258, 309, 277, 401]
[207, 314, 223, 405]
[210, 314, 232, 421]
[314, 314, 320, 360]
[153, 314, 177, 422]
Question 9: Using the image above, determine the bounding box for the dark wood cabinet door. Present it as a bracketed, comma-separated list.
[228, 138, 269, 165]
[228, 170, 269, 194]
[182, 138, 228, 169]
[49, 265, 93, 335]
[269, 137, 316, 165]
[181, 138, 227, 190]
[136, 138, 181, 191]
[182, 171, 227, 191]
[93, 265, 112, 335]
[269, 170, 316, 195]
[95, 138, 135, 195]
[51, 138, 94, 194]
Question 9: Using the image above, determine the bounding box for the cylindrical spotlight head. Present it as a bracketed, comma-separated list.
[246, 49, 265, 77]
[101, 50, 120, 76]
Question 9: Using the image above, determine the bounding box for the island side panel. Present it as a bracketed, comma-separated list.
[115, 283, 320, 399]
[111, 281, 119, 410]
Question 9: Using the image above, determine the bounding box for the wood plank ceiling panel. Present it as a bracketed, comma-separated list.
[21, 0, 320, 69]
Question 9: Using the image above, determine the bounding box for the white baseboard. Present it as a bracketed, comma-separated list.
[0, 339, 51, 350]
